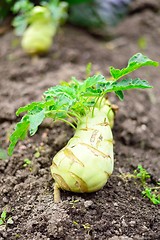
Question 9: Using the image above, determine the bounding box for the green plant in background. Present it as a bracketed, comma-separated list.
[11, 0, 68, 54]
[8, 53, 158, 202]
[11, 0, 34, 36]
[0, 0, 15, 23]
[67, 0, 133, 33]
[0, 0, 133, 52]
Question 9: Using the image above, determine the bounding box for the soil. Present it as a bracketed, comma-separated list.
[0, 2, 160, 240]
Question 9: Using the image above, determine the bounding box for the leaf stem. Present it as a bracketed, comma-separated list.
[57, 118, 76, 130]
[91, 96, 100, 117]
[68, 111, 82, 122]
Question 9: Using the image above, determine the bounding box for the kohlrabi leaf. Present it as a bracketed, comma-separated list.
[1, 210, 7, 220]
[81, 75, 106, 90]
[16, 102, 43, 116]
[44, 85, 77, 100]
[29, 110, 45, 136]
[103, 78, 152, 93]
[8, 115, 30, 156]
[12, 15, 28, 36]
[16, 100, 55, 116]
[110, 53, 159, 80]
[115, 91, 124, 101]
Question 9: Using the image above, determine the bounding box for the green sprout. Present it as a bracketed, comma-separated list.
[82, 223, 91, 235]
[69, 198, 80, 208]
[142, 187, 160, 205]
[134, 165, 160, 204]
[134, 164, 151, 186]
[23, 158, 31, 167]
[0, 210, 13, 226]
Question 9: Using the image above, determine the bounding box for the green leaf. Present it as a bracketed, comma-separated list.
[16, 100, 55, 116]
[82, 88, 101, 97]
[8, 115, 30, 156]
[1, 210, 7, 221]
[110, 53, 159, 80]
[115, 90, 124, 101]
[16, 102, 41, 116]
[29, 110, 45, 136]
[142, 188, 160, 205]
[0, 219, 4, 225]
[23, 158, 31, 167]
[12, 15, 28, 36]
[103, 78, 152, 94]
[151, 196, 160, 205]
[12, 0, 33, 13]
[44, 85, 76, 100]
[81, 75, 106, 90]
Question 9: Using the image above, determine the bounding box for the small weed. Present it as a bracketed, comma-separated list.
[142, 187, 160, 205]
[134, 165, 160, 205]
[82, 223, 91, 230]
[72, 221, 91, 235]
[73, 221, 79, 226]
[82, 223, 91, 235]
[15, 233, 21, 238]
[120, 165, 160, 205]
[0, 210, 13, 226]
[23, 158, 31, 167]
[34, 148, 41, 158]
[34, 146, 46, 158]
[134, 165, 160, 204]
[134, 165, 150, 186]
[69, 198, 80, 208]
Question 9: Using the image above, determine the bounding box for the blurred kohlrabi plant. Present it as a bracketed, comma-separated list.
[11, 0, 68, 55]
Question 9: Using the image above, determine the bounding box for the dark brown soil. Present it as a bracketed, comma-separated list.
[0, 3, 160, 240]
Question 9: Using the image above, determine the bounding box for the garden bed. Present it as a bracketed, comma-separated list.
[0, 4, 160, 240]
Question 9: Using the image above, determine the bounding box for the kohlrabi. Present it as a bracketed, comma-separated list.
[8, 53, 159, 202]
[13, 0, 68, 55]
